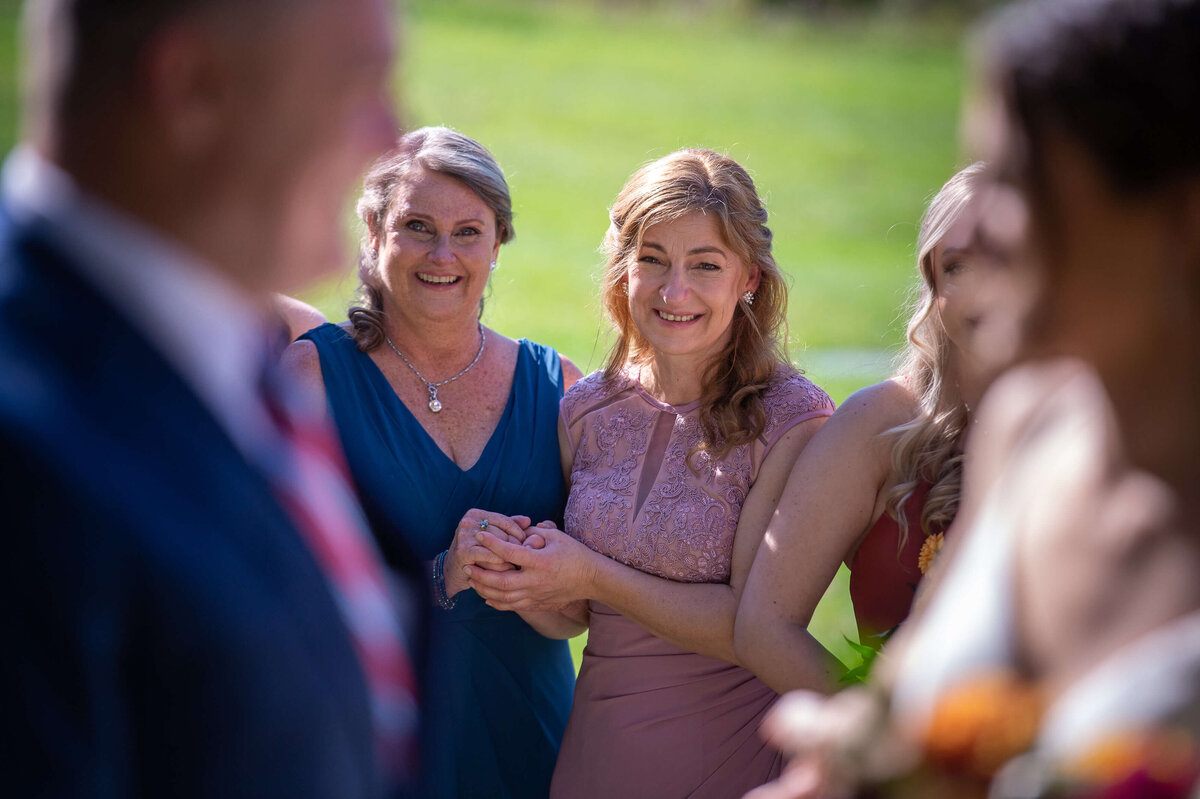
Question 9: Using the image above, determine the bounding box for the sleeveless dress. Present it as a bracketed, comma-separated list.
[301, 323, 575, 799]
[848, 483, 941, 646]
[551, 367, 834, 799]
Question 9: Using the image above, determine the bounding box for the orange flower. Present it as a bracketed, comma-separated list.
[921, 670, 1042, 779]
[918, 532, 945, 574]
[1064, 728, 1200, 787]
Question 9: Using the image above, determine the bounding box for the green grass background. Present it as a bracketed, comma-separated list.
[0, 1, 969, 670]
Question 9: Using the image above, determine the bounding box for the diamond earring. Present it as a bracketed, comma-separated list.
[490, 261, 497, 271]
[742, 291, 755, 306]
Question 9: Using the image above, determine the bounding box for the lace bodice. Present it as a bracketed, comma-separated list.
[561, 368, 833, 584]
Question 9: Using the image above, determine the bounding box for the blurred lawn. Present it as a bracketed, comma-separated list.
[0, 0, 969, 671]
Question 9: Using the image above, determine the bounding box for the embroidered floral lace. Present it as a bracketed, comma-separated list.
[561, 369, 834, 584]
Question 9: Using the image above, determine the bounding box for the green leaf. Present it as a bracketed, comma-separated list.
[838, 635, 880, 684]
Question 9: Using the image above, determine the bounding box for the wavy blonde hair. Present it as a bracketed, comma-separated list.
[600, 149, 791, 463]
[884, 162, 989, 541]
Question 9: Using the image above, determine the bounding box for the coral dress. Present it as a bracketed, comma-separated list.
[551, 368, 834, 799]
[848, 483, 942, 645]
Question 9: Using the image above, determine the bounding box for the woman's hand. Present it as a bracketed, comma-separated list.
[466, 525, 597, 611]
[443, 509, 533, 598]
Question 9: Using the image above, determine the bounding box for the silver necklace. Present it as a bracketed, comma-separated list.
[384, 325, 486, 413]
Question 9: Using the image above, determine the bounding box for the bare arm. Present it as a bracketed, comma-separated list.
[468, 417, 827, 664]
[735, 381, 915, 694]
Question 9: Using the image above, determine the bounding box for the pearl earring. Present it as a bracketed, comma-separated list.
[742, 291, 755, 306]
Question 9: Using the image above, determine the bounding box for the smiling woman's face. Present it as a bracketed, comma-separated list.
[626, 210, 759, 366]
[372, 166, 500, 322]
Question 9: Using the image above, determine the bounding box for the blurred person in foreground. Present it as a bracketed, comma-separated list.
[748, 1, 1200, 797]
[0, 0, 418, 796]
[284, 126, 582, 799]
[467, 149, 834, 797]
[735, 163, 999, 695]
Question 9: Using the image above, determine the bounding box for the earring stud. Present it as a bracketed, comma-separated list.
[490, 260, 497, 271]
[742, 291, 755, 306]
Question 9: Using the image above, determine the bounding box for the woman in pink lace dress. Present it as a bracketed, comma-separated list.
[467, 149, 835, 797]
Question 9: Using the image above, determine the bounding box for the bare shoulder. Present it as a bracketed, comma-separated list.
[485, 328, 520, 361]
[273, 294, 329, 341]
[280, 339, 326, 401]
[769, 378, 915, 496]
[827, 376, 919, 439]
[559, 354, 584, 391]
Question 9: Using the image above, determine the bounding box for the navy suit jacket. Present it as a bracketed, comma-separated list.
[0, 209, 398, 798]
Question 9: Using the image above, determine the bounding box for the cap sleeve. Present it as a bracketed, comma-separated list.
[756, 370, 835, 463]
[559, 370, 624, 455]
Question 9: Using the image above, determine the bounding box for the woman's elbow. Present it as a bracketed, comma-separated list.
[733, 603, 772, 673]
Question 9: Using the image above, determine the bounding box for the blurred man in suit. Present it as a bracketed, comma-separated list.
[0, 1, 418, 796]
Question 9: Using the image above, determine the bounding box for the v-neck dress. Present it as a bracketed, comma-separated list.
[301, 323, 574, 799]
[550, 368, 834, 799]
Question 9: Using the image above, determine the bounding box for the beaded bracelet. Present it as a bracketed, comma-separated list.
[433, 549, 457, 610]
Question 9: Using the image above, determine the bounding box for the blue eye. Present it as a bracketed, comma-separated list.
[405, 220, 430, 234]
[638, 255, 663, 265]
[456, 227, 481, 238]
[697, 262, 721, 271]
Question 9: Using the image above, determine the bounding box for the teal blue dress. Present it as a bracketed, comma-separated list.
[301, 323, 575, 799]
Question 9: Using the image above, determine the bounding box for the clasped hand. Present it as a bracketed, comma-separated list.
[442, 510, 545, 598]
[466, 522, 595, 612]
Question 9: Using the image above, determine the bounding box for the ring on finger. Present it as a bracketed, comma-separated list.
[478, 519, 489, 531]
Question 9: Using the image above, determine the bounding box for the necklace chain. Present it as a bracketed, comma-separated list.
[384, 325, 487, 413]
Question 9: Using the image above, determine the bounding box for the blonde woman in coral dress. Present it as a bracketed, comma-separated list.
[467, 149, 834, 797]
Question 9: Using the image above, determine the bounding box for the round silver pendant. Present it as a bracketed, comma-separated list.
[428, 398, 443, 413]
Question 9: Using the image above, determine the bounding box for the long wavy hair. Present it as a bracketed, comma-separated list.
[884, 162, 989, 541]
[600, 149, 790, 463]
[347, 126, 514, 351]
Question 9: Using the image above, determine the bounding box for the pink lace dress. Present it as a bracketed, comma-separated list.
[549, 368, 834, 799]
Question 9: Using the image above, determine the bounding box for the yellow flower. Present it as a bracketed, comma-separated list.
[918, 532, 945, 574]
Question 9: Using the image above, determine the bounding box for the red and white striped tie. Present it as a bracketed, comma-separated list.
[262, 368, 418, 782]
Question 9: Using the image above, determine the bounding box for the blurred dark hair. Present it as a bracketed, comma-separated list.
[982, 0, 1200, 195]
